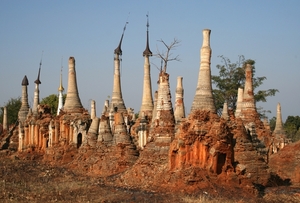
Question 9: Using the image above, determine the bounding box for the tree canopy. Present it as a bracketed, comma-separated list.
[40, 94, 66, 116]
[212, 55, 278, 116]
[284, 115, 300, 142]
[0, 97, 22, 125]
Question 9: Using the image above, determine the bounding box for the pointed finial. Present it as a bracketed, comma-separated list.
[114, 13, 130, 55]
[143, 12, 152, 57]
[58, 57, 64, 91]
[22, 75, 29, 86]
[34, 51, 43, 84]
[146, 12, 149, 31]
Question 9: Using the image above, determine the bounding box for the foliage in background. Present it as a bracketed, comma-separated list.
[212, 55, 278, 116]
[269, 117, 276, 132]
[40, 94, 66, 116]
[284, 116, 300, 142]
[0, 97, 22, 125]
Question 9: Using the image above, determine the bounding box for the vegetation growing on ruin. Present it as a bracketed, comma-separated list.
[212, 55, 278, 116]
[40, 94, 66, 116]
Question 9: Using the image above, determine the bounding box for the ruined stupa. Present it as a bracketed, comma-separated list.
[191, 29, 216, 113]
[149, 71, 175, 146]
[63, 57, 83, 112]
[221, 102, 229, 120]
[174, 76, 185, 124]
[240, 63, 258, 123]
[272, 103, 288, 153]
[3, 106, 8, 131]
[90, 100, 96, 119]
[235, 87, 243, 118]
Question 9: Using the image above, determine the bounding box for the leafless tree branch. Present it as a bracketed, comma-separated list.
[155, 38, 181, 72]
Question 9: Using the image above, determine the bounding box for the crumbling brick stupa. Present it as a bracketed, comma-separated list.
[1, 24, 294, 196]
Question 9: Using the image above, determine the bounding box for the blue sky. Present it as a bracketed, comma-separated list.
[0, 1, 299, 121]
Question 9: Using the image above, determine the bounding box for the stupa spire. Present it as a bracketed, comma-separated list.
[240, 63, 257, 123]
[3, 106, 8, 131]
[139, 14, 153, 118]
[174, 76, 185, 123]
[111, 22, 128, 114]
[63, 57, 83, 112]
[273, 103, 284, 134]
[235, 87, 244, 118]
[18, 75, 30, 122]
[143, 13, 152, 57]
[34, 52, 43, 85]
[114, 21, 128, 55]
[191, 29, 216, 113]
[58, 58, 64, 92]
[57, 58, 64, 115]
[33, 52, 43, 115]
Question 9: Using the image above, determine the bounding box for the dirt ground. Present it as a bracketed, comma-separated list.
[0, 152, 186, 203]
[1, 150, 300, 203]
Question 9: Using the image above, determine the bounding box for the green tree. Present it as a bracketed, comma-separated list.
[284, 116, 300, 142]
[40, 94, 66, 116]
[269, 116, 276, 132]
[0, 97, 22, 125]
[212, 55, 278, 115]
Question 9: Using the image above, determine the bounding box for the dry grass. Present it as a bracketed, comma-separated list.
[182, 194, 245, 203]
[262, 193, 300, 203]
[1, 152, 300, 203]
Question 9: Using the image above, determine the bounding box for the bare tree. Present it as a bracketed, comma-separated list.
[155, 38, 181, 73]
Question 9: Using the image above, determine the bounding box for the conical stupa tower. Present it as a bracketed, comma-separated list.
[272, 103, 287, 153]
[63, 57, 83, 112]
[241, 63, 257, 122]
[3, 106, 8, 131]
[110, 23, 127, 114]
[235, 87, 244, 118]
[139, 15, 154, 118]
[57, 65, 64, 115]
[273, 103, 285, 135]
[191, 29, 216, 113]
[32, 60, 42, 115]
[86, 117, 100, 148]
[114, 112, 131, 145]
[174, 76, 185, 123]
[221, 102, 229, 120]
[90, 100, 96, 119]
[149, 71, 175, 145]
[98, 114, 113, 143]
[18, 75, 30, 122]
